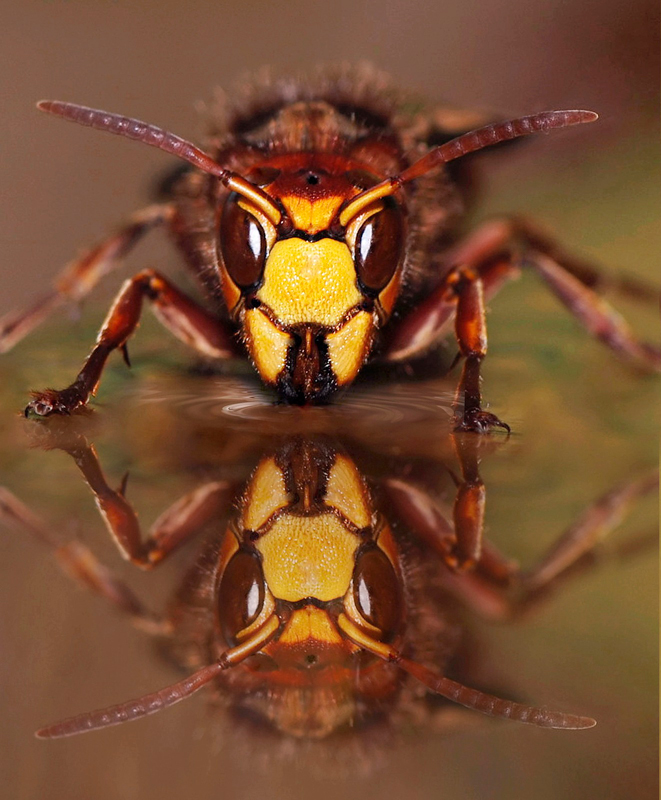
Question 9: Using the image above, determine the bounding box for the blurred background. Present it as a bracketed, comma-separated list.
[0, 2, 658, 800]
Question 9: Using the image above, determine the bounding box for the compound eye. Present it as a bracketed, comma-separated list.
[218, 549, 265, 642]
[219, 192, 267, 290]
[354, 201, 404, 293]
[352, 546, 403, 640]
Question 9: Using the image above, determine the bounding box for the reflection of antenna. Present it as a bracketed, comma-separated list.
[337, 613, 595, 730]
[35, 615, 280, 738]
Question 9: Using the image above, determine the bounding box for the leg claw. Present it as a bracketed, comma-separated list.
[24, 387, 86, 418]
[455, 408, 511, 435]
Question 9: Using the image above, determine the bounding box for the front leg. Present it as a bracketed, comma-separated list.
[382, 256, 517, 433]
[383, 217, 660, 433]
[26, 269, 236, 417]
[386, 217, 660, 372]
[449, 268, 510, 433]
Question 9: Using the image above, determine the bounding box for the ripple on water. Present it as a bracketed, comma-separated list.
[134, 376, 456, 432]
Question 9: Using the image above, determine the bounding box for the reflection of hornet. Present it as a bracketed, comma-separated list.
[3, 67, 659, 430]
[1, 434, 656, 739]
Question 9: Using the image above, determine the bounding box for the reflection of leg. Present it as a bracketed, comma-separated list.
[453, 470, 658, 621]
[384, 435, 514, 573]
[62, 438, 232, 568]
[522, 470, 659, 593]
[385, 475, 456, 562]
[0, 204, 172, 353]
[26, 269, 236, 416]
[0, 487, 163, 634]
[385, 461, 657, 620]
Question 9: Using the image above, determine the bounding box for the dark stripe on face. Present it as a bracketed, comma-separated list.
[277, 328, 338, 404]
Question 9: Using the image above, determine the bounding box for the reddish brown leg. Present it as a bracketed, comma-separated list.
[383, 256, 516, 363]
[58, 436, 232, 568]
[0, 486, 164, 634]
[384, 217, 659, 367]
[0, 204, 172, 353]
[26, 269, 236, 417]
[529, 252, 661, 369]
[449, 268, 510, 433]
[521, 470, 659, 594]
[447, 218, 661, 370]
[384, 441, 657, 621]
[446, 217, 661, 307]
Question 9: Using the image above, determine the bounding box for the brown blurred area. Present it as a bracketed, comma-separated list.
[0, 4, 658, 800]
[0, 0, 658, 309]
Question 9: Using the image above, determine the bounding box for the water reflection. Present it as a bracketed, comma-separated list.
[2, 393, 656, 772]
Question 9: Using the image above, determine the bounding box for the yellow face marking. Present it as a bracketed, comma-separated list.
[324, 453, 372, 528]
[244, 308, 292, 383]
[280, 195, 345, 234]
[242, 457, 290, 531]
[218, 525, 240, 574]
[219, 261, 242, 314]
[344, 202, 381, 251]
[257, 239, 362, 327]
[278, 607, 344, 646]
[256, 514, 359, 602]
[377, 269, 402, 319]
[325, 311, 373, 385]
[375, 521, 399, 568]
[237, 199, 277, 251]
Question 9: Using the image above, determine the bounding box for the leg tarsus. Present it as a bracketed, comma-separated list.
[449, 274, 511, 433]
[26, 382, 91, 418]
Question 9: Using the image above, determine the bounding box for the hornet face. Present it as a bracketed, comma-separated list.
[217, 154, 405, 403]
